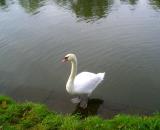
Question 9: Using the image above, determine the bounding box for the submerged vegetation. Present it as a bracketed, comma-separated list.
[0, 95, 160, 130]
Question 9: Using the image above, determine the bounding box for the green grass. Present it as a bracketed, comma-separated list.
[0, 95, 159, 130]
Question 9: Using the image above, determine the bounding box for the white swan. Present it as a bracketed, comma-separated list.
[62, 53, 105, 108]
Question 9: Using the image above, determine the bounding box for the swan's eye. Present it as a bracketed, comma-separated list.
[65, 56, 69, 60]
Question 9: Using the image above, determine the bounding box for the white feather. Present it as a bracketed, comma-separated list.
[73, 72, 105, 94]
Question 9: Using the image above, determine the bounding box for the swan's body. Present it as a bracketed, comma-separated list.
[67, 72, 105, 95]
[62, 53, 105, 108]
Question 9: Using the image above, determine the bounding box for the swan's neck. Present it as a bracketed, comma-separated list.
[66, 59, 77, 93]
[69, 60, 77, 81]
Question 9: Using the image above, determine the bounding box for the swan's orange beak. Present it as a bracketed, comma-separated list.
[62, 59, 66, 62]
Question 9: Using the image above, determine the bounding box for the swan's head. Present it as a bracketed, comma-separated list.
[62, 53, 77, 62]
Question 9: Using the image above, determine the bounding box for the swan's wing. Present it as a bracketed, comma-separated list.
[74, 72, 105, 94]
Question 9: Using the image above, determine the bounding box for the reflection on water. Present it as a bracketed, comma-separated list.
[19, 0, 45, 13]
[0, 0, 6, 6]
[0, 0, 8, 8]
[150, 0, 160, 10]
[54, 0, 113, 22]
[120, 0, 139, 5]
[1, 0, 160, 18]
[72, 98, 104, 118]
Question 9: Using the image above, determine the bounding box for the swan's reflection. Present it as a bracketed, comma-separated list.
[72, 98, 103, 118]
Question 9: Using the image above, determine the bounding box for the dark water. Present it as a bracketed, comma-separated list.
[0, 0, 160, 118]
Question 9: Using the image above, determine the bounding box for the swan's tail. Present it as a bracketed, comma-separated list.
[97, 72, 105, 81]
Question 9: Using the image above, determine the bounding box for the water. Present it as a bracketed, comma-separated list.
[0, 0, 160, 118]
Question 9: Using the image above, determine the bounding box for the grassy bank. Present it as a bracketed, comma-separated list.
[0, 95, 160, 130]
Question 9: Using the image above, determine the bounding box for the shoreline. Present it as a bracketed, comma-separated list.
[0, 95, 160, 130]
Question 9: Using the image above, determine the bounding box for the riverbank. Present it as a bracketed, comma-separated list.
[0, 95, 159, 130]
